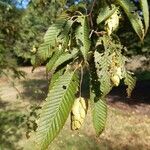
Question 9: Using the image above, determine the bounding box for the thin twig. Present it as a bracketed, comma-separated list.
[88, 0, 97, 28]
[89, 29, 94, 38]
[79, 66, 83, 98]
[89, 0, 97, 15]
[94, 30, 107, 36]
[89, 30, 107, 37]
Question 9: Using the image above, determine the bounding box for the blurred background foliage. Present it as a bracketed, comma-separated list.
[0, 0, 149, 68]
[0, 0, 76, 73]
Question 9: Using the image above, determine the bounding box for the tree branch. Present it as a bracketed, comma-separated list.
[88, 0, 97, 28]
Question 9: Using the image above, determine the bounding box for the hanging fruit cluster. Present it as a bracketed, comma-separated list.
[71, 97, 88, 130]
[105, 9, 120, 35]
[109, 53, 123, 86]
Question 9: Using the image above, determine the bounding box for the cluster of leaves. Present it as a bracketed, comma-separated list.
[27, 0, 149, 149]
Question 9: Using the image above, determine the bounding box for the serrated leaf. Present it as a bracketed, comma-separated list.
[90, 73, 107, 136]
[124, 72, 136, 97]
[92, 97, 107, 136]
[35, 70, 79, 149]
[94, 51, 113, 96]
[97, 4, 117, 24]
[46, 49, 63, 73]
[46, 48, 79, 73]
[100, 72, 113, 97]
[36, 19, 67, 63]
[139, 0, 149, 35]
[44, 19, 66, 43]
[94, 51, 111, 73]
[76, 16, 91, 60]
[37, 43, 55, 61]
[57, 19, 74, 48]
[49, 67, 66, 91]
[116, 0, 144, 40]
[50, 49, 78, 72]
[36, 18, 74, 66]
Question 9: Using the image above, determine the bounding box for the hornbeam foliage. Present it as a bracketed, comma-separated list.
[28, 0, 149, 149]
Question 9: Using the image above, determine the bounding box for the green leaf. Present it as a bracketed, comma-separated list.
[94, 51, 113, 97]
[92, 97, 107, 136]
[76, 16, 91, 61]
[35, 70, 79, 149]
[48, 67, 66, 91]
[36, 18, 74, 66]
[46, 48, 79, 73]
[37, 19, 67, 63]
[100, 72, 113, 97]
[97, 4, 117, 24]
[57, 19, 74, 48]
[37, 43, 55, 62]
[90, 59, 107, 136]
[44, 19, 66, 44]
[116, 0, 144, 40]
[124, 72, 136, 97]
[46, 49, 63, 73]
[139, 0, 149, 35]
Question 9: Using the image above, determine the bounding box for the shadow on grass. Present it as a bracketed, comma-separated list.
[0, 99, 9, 109]
[0, 110, 26, 150]
[21, 79, 48, 102]
[104, 71, 150, 115]
[51, 132, 149, 150]
[98, 138, 149, 150]
[109, 79, 150, 105]
[20, 69, 150, 105]
[108, 71, 150, 105]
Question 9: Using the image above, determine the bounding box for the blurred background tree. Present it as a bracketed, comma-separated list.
[0, 0, 23, 75]
[14, 0, 64, 62]
[0, 0, 72, 70]
[118, 0, 150, 56]
[0, 0, 149, 75]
